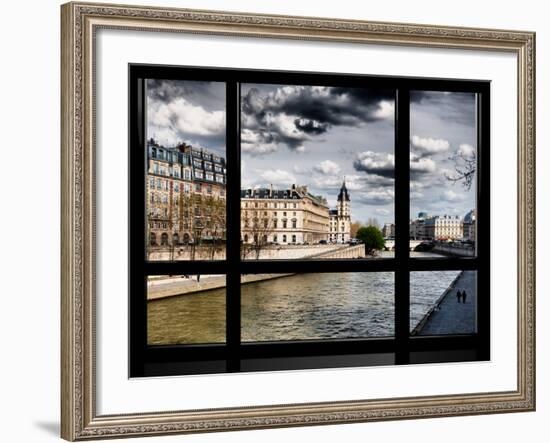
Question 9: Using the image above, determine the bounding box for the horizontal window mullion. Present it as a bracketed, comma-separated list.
[146, 344, 229, 363]
[240, 338, 395, 358]
[407, 257, 479, 271]
[409, 334, 481, 351]
[144, 260, 229, 275]
[239, 258, 397, 274]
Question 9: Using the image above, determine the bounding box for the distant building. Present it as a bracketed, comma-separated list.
[329, 180, 352, 243]
[146, 139, 226, 248]
[410, 212, 463, 241]
[463, 209, 476, 241]
[240, 184, 330, 245]
[424, 215, 463, 240]
[382, 223, 395, 238]
[409, 212, 429, 240]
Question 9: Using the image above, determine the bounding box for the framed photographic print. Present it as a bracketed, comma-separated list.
[61, 1, 536, 440]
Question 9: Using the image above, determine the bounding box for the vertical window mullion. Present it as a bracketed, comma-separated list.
[476, 87, 491, 359]
[226, 81, 241, 371]
[129, 75, 147, 377]
[395, 88, 411, 364]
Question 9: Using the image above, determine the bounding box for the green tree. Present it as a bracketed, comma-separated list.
[356, 226, 385, 256]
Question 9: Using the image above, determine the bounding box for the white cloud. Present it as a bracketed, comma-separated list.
[410, 154, 437, 174]
[314, 160, 341, 175]
[150, 97, 225, 137]
[259, 169, 296, 186]
[457, 143, 476, 159]
[373, 100, 395, 119]
[411, 135, 450, 156]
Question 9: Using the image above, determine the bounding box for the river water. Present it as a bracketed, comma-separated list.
[147, 253, 461, 345]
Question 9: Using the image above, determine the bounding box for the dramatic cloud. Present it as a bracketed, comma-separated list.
[241, 129, 278, 155]
[353, 151, 395, 178]
[294, 118, 330, 135]
[241, 85, 394, 154]
[314, 160, 341, 175]
[147, 79, 226, 154]
[411, 135, 450, 156]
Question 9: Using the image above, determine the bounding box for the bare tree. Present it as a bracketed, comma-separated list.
[203, 195, 226, 260]
[445, 150, 476, 190]
[350, 221, 362, 239]
[241, 206, 275, 260]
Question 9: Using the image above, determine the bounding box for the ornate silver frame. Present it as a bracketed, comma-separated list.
[61, 2, 536, 440]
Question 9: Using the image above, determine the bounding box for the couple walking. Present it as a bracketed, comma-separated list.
[456, 289, 468, 303]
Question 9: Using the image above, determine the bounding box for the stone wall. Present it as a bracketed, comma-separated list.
[432, 244, 475, 257]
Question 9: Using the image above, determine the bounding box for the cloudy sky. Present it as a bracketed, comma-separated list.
[409, 91, 477, 220]
[147, 79, 477, 225]
[241, 83, 397, 222]
[146, 79, 226, 157]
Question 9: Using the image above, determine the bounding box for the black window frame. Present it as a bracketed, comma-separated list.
[129, 64, 490, 377]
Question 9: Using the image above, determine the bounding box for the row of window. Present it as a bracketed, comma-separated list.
[152, 162, 226, 184]
[243, 201, 298, 209]
[150, 147, 224, 166]
[243, 218, 298, 229]
[149, 182, 222, 196]
[243, 234, 297, 244]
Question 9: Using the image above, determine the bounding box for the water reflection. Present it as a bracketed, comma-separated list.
[241, 273, 394, 341]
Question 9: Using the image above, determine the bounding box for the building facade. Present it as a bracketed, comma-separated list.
[382, 223, 395, 239]
[329, 180, 352, 243]
[146, 139, 226, 250]
[423, 214, 463, 240]
[410, 212, 463, 241]
[409, 212, 429, 240]
[240, 185, 330, 245]
[463, 209, 476, 241]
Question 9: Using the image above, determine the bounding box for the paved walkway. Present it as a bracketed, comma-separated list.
[416, 270, 477, 335]
[147, 273, 293, 300]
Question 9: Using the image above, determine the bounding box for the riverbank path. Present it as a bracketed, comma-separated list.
[417, 270, 477, 335]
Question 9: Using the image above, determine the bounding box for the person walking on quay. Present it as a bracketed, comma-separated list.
[457, 289, 462, 303]
[462, 290, 467, 303]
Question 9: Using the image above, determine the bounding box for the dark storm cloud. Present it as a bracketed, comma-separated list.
[147, 79, 225, 110]
[410, 91, 476, 127]
[294, 118, 329, 135]
[241, 85, 394, 154]
[353, 151, 395, 178]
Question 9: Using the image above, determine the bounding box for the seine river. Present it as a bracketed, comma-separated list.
[147, 253, 461, 345]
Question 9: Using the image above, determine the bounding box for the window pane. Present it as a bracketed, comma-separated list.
[145, 79, 226, 261]
[409, 91, 477, 256]
[147, 275, 226, 345]
[240, 84, 395, 260]
[241, 272, 395, 341]
[410, 271, 477, 335]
